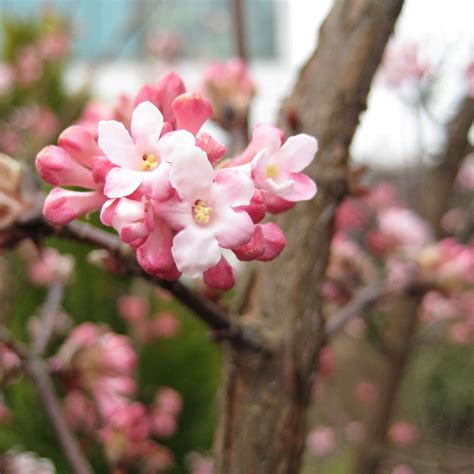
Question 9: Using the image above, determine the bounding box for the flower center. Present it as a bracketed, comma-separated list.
[141, 153, 159, 171]
[266, 163, 278, 179]
[193, 200, 212, 225]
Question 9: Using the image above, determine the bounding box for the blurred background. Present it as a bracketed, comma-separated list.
[0, 1, 473, 473]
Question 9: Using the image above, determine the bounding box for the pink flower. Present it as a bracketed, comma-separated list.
[388, 421, 419, 446]
[153, 387, 183, 416]
[118, 295, 149, 322]
[306, 425, 337, 458]
[151, 312, 181, 338]
[157, 148, 255, 277]
[101, 197, 154, 247]
[98, 101, 194, 200]
[381, 42, 431, 88]
[26, 247, 74, 287]
[376, 207, 432, 253]
[250, 126, 318, 212]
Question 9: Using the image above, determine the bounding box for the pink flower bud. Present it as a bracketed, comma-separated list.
[388, 421, 419, 446]
[91, 155, 115, 185]
[203, 257, 236, 290]
[233, 226, 265, 261]
[195, 133, 227, 164]
[172, 93, 213, 135]
[58, 125, 101, 168]
[43, 188, 106, 225]
[257, 222, 287, 261]
[118, 295, 149, 322]
[154, 387, 183, 415]
[236, 189, 266, 224]
[154, 72, 186, 125]
[36, 146, 97, 189]
[152, 312, 181, 338]
[150, 411, 177, 438]
[136, 225, 181, 281]
[27, 247, 74, 286]
[306, 426, 337, 458]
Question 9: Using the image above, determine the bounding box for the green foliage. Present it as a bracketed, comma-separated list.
[1, 233, 221, 472]
[416, 343, 474, 442]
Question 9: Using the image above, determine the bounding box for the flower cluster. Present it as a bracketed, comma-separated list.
[327, 180, 474, 344]
[36, 72, 318, 289]
[51, 323, 181, 471]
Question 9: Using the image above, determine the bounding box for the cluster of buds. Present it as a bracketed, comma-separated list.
[201, 58, 256, 131]
[118, 294, 181, 342]
[51, 323, 181, 471]
[36, 72, 318, 290]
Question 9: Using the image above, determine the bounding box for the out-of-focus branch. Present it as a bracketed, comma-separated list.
[229, 0, 247, 61]
[1, 210, 266, 353]
[0, 327, 93, 474]
[32, 282, 65, 356]
[325, 283, 383, 338]
[421, 96, 474, 236]
[354, 291, 424, 474]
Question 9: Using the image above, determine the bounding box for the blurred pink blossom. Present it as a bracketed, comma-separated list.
[381, 42, 431, 88]
[306, 425, 337, 457]
[26, 247, 74, 287]
[388, 421, 419, 446]
[151, 311, 181, 338]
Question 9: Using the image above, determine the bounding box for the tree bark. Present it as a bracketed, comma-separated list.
[214, 1, 405, 473]
[421, 96, 474, 236]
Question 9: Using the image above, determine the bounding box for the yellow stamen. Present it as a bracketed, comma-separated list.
[141, 153, 159, 171]
[193, 200, 212, 225]
[266, 163, 278, 179]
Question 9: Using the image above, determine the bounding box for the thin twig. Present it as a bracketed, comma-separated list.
[2, 211, 266, 352]
[325, 283, 382, 338]
[32, 282, 65, 356]
[0, 327, 92, 474]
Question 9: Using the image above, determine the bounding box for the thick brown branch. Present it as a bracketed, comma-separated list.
[0, 328, 92, 474]
[421, 96, 474, 235]
[214, 1, 405, 473]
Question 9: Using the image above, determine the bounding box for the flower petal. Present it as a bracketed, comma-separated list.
[251, 149, 271, 184]
[141, 162, 173, 201]
[130, 101, 163, 151]
[98, 120, 138, 168]
[172, 226, 221, 278]
[155, 195, 193, 230]
[214, 209, 254, 249]
[104, 167, 142, 198]
[213, 169, 254, 207]
[276, 134, 318, 172]
[157, 130, 195, 162]
[284, 173, 317, 201]
[169, 144, 214, 201]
